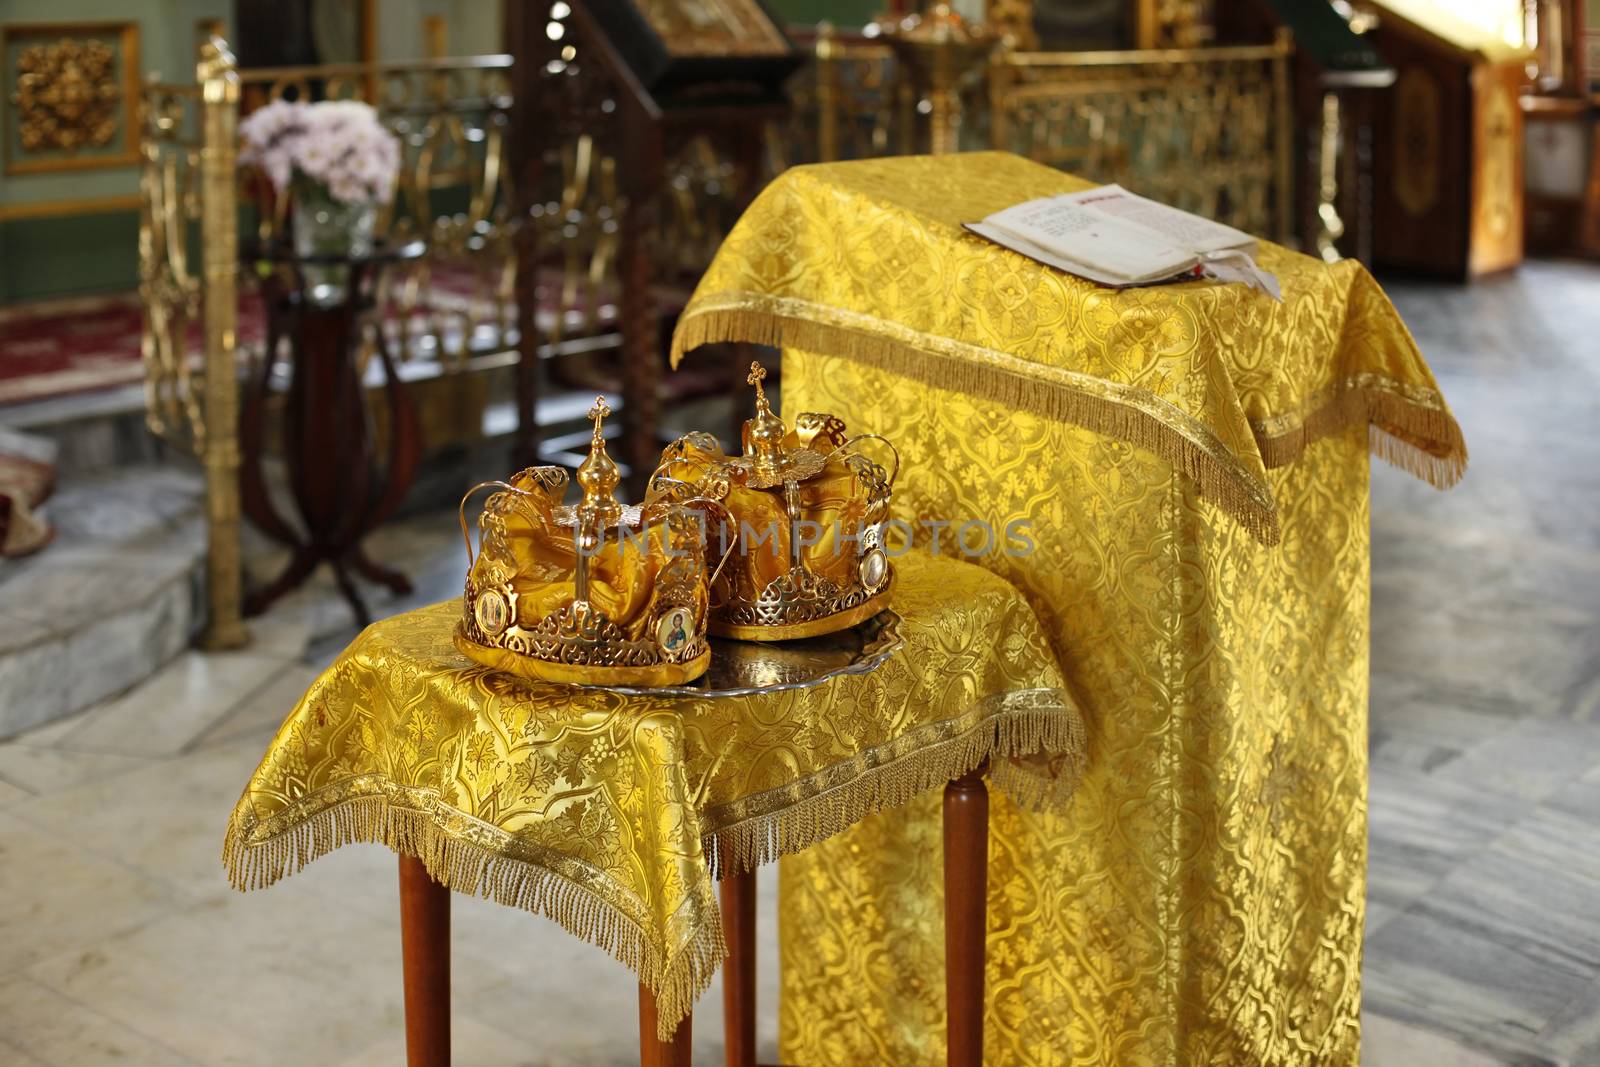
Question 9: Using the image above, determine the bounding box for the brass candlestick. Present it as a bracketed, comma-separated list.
[884, 4, 995, 156]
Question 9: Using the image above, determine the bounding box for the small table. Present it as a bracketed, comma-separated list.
[239, 239, 427, 626]
[224, 553, 1084, 1065]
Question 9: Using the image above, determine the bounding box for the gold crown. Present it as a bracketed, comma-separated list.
[647, 362, 897, 641]
[456, 397, 715, 686]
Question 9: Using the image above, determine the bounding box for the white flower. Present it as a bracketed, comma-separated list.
[238, 99, 400, 205]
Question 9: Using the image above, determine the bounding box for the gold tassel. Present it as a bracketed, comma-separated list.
[223, 797, 727, 1041]
[675, 301, 1469, 540]
[674, 301, 1285, 545]
[701, 688, 1087, 880]
[1255, 383, 1468, 487]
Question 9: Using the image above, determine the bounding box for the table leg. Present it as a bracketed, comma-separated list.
[399, 855, 450, 1067]
[639, 984, 693, 1067]
[944, 763, 989, 1067]
[720, 870, 757, 1067]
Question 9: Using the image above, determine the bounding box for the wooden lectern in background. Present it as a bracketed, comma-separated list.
[1361, 1, 1530, 278]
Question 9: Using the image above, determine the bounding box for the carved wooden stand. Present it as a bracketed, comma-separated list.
[240, 246, 423, 627]
[395, 764, 992, 1067]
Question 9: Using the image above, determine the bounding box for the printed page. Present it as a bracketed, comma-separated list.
[1063, 185, 1257, 256]
[978, 196, 1197, 283]
[964, 222, 1194, 288]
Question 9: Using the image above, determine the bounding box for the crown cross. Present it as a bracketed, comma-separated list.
[747, 361, 770, 409]
[587, 396, 611, 441]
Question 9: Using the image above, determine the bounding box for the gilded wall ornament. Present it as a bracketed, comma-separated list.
[3, 22, 139, 174]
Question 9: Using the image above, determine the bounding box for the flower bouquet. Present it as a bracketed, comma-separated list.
[239, 100, 401, 304]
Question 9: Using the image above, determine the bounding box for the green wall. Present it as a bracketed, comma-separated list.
[0, 0, 504, 305]
[1, 0, 229, 304]
[767, 0, 883, 28]
[0, 212, 141, 302]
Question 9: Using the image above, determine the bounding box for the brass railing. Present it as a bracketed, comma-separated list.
[987, 32, 1295, 239]
[142, 30, 1299, 650]
[139, 39, 517, 648]
[784, 29, 1296, 242]
[809, 28, 908, 165]
[140, 44, 248, 649]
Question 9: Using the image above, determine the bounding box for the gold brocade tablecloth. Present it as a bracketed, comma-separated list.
[669, 154, 1467, 1064]
[223, 553, 1083, 1039]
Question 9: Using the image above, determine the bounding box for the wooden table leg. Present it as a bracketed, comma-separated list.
[944, 762, 989, 1067]
[639, 984, 693, 1066]
[720, 870, 757, 1067]
[399, 855, 450, 1067]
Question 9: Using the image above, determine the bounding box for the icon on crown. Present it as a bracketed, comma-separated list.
[455, 396, 718, 686]
[647, 362, 898, 642]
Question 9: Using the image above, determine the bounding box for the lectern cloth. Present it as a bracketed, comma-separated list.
[223, 553, 1084, 1039]
[671, 152, 1464, 546]
[668, 153, 1466, 1065]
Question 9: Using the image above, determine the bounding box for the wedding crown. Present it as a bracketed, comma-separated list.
[456, 397, 715, 686]
[647, 362, 897, 641]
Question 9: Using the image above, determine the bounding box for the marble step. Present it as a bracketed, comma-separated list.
[0, 384, 170, 480]
[0, 463, 205, 740]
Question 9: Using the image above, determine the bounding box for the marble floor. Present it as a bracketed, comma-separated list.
[0, 258, 1597, 1065]
[1360, 259, 1600, 1067]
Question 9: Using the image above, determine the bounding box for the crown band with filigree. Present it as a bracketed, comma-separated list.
[456, 398, 714, 686]
[647, 363, 898, 641]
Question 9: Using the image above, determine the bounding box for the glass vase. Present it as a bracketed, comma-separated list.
[291, 181, 377, 307]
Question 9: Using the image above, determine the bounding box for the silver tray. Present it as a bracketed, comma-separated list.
[590, 610, 902, 698]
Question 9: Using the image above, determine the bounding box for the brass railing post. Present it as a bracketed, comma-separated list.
[987, 42, 1011, 150]
[1315, 91, 1346, 262]
[1272, 28, 1296, 247]
[885, 7, 994, 157]
[816, 25, 840, 163]
[196, 36, 249, 650]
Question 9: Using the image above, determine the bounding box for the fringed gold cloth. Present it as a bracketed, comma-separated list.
[667, 153, 1466, 1064]
[671, 152, 1466, 545]
[223, 553, 1084, 1040]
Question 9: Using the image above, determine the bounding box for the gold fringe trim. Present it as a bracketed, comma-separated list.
[1255, 381, 1468, 488]
[223, 797, 725, 1041]
[222, 690, 1086, 1036]
[676, 298, 1470, 542]
[674, 299, 1284, 545]
[701, 688, 1086, 879]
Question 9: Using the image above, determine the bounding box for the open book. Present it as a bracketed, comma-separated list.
[966, 185, 1281, 299]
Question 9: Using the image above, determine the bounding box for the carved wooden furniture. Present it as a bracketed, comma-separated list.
[504, 0, 798, 493]
[1218, 0, 1394, 263]
[774, 26, 905, 169]
[239, 241, 424, 626]
[1522, 0, 1600, 258]
[1361, 2, 1529, 277]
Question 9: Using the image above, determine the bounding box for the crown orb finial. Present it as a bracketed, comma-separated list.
[743, 361, 788, 471]
[576, 395, 622, 524]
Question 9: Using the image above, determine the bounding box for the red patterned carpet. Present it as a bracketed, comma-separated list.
[0, 267, 510, 408]
[1, 295, 154, 406]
